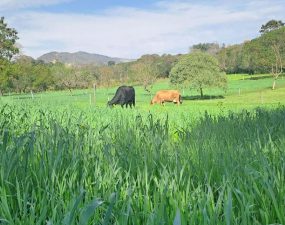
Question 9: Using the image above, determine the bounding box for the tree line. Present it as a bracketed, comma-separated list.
[0, 17, 284, 95]
[217, 20, 284, 89]
[0, 53, 179, 95]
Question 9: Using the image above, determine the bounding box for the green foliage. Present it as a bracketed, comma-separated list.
[51, 63, 95, 91]
[0, 101, 284, 224]
[0, 54, 177, 95]
[107, 60, 115, 66]
[129, 55, 162, 91]
[0, 59, 14, 94]
[0, 17, 19, 94]
[260, 19, 284, 34]
[137, 54, 179, 78]
[217, 44, 253, 74]
[217, 27, 285, 76]
[190, 42, 221, 55]
[170, 52, 227, 97]
[244, 27, 285, 70]
[0, 17, 19, 60]
[244, 27, 285, 89]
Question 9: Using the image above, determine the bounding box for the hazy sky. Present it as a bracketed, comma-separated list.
[1, 0, 285, 59]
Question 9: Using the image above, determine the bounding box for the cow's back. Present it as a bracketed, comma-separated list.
[151, 90, 181, 105]
[156, 90, 180, 100]
[109, 85, 135, 107]
[122, 86, 135, 100]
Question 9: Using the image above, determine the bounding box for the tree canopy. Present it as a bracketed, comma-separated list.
[170, 52, 227, 97]
[260, 20, 284, 35]
[190, 42, 221, 55]
[0, 17, 19, 60]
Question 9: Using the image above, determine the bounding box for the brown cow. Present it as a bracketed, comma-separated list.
[150, 90, 182, 105]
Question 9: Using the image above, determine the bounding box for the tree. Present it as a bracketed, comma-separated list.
[97, 66, 115, 88]
[216, 44, 245, 73]
[0, 17, 19, 95]
[32, 63, 53, 91]
[260, 28, 285, 89]
[190, 42, 221, 55]
[260, 20, 284, 35]
[130, 62, 158, 92]
[156, 54, 179, 78]
[10, 57, 35, 93]
[108, 60, 115, 66]
[0, 17, 19, 60]
[170, 52, 227, 97]
[0, 60, 14, 95]
[51, 63, 74, 92]
[112, 63, 128, 82]
[245, 27, 285, 89]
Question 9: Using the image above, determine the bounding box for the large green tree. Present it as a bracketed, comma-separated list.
[170, 52, 227, 97]
[260, 28, 285, 90]
[0, 17, 19, 60]
[0, 17, 19, 95]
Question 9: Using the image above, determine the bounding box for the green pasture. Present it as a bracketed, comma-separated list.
[0, 74, 285, 224]
[1, 74, 285, 115]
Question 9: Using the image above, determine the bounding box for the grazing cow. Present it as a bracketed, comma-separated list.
[108, 86, 135, 108]
[150, 90, 182, 105]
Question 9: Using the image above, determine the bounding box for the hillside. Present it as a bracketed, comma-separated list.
[37, 51, 133, 65]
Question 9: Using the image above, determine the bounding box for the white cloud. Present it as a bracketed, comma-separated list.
[0, 0, 72, 10]
[3, 0, 285, 58]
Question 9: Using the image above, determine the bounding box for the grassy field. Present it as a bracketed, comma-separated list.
[2, 73, 285, 111]
[0, 75, 285, 224]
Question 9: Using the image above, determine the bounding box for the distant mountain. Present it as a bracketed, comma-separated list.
[37, 51, 133, 65]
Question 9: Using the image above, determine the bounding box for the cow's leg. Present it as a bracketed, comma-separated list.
[177, 98, 180, 105]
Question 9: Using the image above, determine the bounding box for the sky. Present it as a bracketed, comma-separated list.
[1, 0, 285, 59]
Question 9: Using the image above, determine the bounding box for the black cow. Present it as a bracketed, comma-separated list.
[107, 86, 135, 108]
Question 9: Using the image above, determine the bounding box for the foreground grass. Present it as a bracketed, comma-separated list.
[0, 102, 285, 224]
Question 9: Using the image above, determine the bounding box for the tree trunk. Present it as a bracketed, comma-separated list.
[200, 87, 204, 98]
[272, 79, 276, 90]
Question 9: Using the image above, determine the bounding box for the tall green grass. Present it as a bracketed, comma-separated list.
[0, 102, 284, 224]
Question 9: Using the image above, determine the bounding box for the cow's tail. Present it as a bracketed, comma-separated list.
[179, 94, 182, 104]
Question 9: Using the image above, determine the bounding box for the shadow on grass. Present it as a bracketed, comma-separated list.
[243, 74, 284, 80]
[182, 95, 225, 101]
[248, 75, 272, 80]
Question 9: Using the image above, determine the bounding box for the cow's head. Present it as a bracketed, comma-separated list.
[107, 101, 113, 107]
[150, 97, 157, 105]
